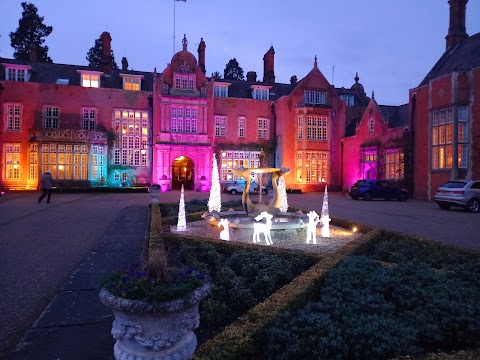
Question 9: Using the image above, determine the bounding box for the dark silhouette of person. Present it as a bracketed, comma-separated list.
[38, 170, 53, 203]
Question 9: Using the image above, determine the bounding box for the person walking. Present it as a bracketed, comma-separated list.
[38, 170, 54, 203]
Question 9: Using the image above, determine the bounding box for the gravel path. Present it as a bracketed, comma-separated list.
[171, 220, 361, 254]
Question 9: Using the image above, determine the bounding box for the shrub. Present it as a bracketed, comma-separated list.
[265, 247, 480, 360]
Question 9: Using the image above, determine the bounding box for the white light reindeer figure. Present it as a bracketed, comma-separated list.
[218, 218, 230, 241]
[252, 212, 273, 246]
[306, 210, 320, 244]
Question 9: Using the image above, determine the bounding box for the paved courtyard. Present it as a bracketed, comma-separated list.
[1, 190, 479, 358]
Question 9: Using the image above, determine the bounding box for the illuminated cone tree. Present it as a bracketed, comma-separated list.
[278, 176, 289, 213]
[321, 185, 331, 237]
[208, 153, 221, 212]
[177, 184, 186, 231]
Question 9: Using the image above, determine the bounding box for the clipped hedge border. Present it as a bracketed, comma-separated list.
[149, 205, 480, 360]
[193, 228, 382, 359]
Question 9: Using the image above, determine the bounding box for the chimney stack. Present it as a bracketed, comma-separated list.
[198, 38, 206, 74]
[290, 75, 297, 85]
[29, 43, 38, 62]
[100, 31, 112, 74]
[247, 71, 257, 82]
[263, 46, 275, 85]
[446, 0, 468, 49]
[121, 57, 129, 71]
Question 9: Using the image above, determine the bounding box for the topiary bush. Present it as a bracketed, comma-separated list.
[265, 238, 480, 360]
[166, 240, 318, 345]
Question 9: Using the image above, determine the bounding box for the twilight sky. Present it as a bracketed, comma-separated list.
[1, 0, 479, 106]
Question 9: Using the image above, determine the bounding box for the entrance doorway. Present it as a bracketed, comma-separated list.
[172, 156, 194, 190]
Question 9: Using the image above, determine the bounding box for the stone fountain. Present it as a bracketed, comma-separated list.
[204, 166, 313, 243]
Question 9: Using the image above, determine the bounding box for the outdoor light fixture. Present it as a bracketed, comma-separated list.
[353, 226, 358, 233]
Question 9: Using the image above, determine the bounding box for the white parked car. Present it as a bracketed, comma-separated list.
[223, 182, 268, 195]
[434, 180, 480, 213]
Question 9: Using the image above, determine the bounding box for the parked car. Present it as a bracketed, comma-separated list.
[223, 182, 268, 195]
[434, 180, 480, 213]
[349, 180, 408, 201]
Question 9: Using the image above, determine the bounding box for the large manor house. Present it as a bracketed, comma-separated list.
[1, 0, 479, 200]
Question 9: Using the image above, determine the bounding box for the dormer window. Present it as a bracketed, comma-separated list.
[77, 70, 102, 88]
[162, 83, 169, 95]
[120, 74, 143, 91]
[340, 94, 354, 107]
[214, 83, 229, 97]
[2, 63, 32, 82]
[304, 90, 326, 105]
[251, 85, 270, 100]
[174, 73, 195, 90]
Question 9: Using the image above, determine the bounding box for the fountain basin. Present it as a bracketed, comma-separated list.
[204, 210, 310, 242]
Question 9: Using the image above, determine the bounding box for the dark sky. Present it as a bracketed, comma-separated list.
[1, 0, 479, 106]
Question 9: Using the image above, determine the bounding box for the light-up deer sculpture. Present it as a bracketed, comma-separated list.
[306, 210, 320, 244]
[218, 218, 230, 241]
[252, 211, 273, 245]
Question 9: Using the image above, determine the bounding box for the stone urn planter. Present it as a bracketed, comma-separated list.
[149, 185, 161, 203]
[99, 283, 210, 360]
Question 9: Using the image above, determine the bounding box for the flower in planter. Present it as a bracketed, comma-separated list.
[101, 251, 207, 303]
[100, 248, 210, 360]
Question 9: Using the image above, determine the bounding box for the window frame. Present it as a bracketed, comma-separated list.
[5, 103, 22, 131]
[43, 105, 60, 129]
[257, 118, 269, 140]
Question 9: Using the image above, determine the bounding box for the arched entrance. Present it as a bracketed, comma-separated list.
[172, 155, 194, 190]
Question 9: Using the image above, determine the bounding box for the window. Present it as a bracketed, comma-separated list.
[2, 64, 31, 82]
[214, 85, 228, 97]
[296, 152, 303, 182]
[170, 105, 197, 133]
[340, 94, 354, 107]
[42, 143, 87, 180]
[5, 103, 22, 131]
[82, 108, 97, 130]
[457, 106, 469, 168]
[215, 115, 226, 137]
[306, 116, 327, 140]
[5, 143, 21, 179]
[79, 72, 100, 88]
[43, 105, 60, 128]
[253, 88, 269, 100]
[385, 149, 404, 180]
[184, 107, 198, 133]
[298, 116, 304, 139]
[257, 118, 269, 139]
[174, 73, 195, 90]
[8, 68, 25, 81]
[113, 109, 149, 167]
[304, 90, 326, 105]
[369, 116, 374, 132]
[431, 107, 457, 170]
[29, 144, 38, 180]
[220, 150, 260, 182]
[362, 149, 377, 162]
[162, 83, 169, 94]
[122, 75, 142, 91]
[238, 116, 245, 138]
[92, 145, 104, 180]
[295, 150, 328, 183]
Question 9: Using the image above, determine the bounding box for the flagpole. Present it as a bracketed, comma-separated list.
[173, 0, 176, 55]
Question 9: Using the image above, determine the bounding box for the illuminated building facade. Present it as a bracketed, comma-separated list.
[7, 0, 478, 196]
[408, 0, 480, 199]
